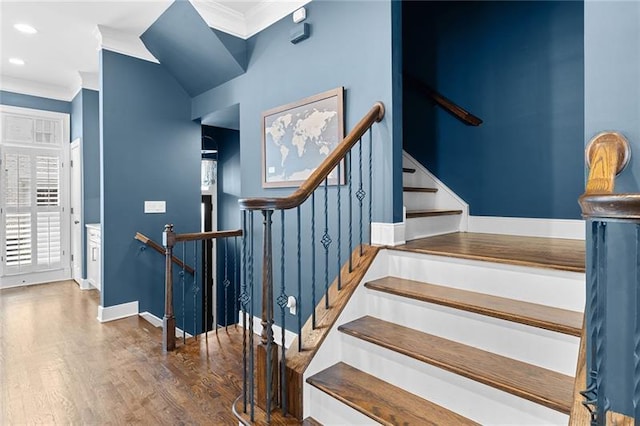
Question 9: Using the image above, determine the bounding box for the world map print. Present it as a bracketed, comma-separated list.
[263, 95, 342, 186]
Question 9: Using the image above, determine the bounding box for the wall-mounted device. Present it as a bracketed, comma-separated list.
[293, 7, 306, 23]
[290, 23, 310, 44]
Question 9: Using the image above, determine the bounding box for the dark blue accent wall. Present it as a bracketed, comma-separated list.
[0, 90, 71, 114]
[403, 1, 584, 219]
[100, 50, 202, 333]
[192, 0, 397, 328]
[584, 0, 640, 417]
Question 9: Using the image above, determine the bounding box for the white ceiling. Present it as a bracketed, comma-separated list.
[0, 0, 310, 101]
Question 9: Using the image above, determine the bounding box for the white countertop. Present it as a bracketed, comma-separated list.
[85, 223, 101, 231]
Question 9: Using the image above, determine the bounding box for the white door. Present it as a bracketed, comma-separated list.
[70, 139, 82, 283]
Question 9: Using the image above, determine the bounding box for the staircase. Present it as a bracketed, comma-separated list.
[303, 233, 585, 424]
[402, 151, 469, 240]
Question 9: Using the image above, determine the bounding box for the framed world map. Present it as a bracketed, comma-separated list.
[262, 87, 344, 188]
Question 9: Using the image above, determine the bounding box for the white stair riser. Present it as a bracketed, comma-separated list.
[340, 334, 569, 425]
[366, 289, 580, 375]
[307, 386, 375, 425]
[403, 191, 438, 210]
[388, 251, 585, 311]
[405, 215, 462, 240]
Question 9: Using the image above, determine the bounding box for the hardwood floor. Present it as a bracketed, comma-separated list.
[0, 280, 249, 425]
[393, 232, 586, 273]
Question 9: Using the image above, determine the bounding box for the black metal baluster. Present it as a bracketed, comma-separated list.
[248, 211, 255, 421]
[204, 236, 208, 343]
[311, 192, 316, 329]
[595, 221, 608, 424]
[224, 237, 230, 331]
[278, 210, 287, 415]
[582, 220, 600, 424]
[368, 128, 373, 244]
[234, 235, 238, 329]
[337, 162, 342, 290]
[240, 211, 248, 413]
[635, 224, 640, 422]
[193, 241, 198, 340]
[297, 206, 302, 351]
[348, 150, 353, 272]
[357, 139, 366, 256]
[322, 178, 332, 309]
[182, 242, 186, 345]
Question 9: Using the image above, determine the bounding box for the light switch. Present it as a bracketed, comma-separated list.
[144, 201, 166, 214]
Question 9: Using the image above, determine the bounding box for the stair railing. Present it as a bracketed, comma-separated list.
[161, 226, 242, 351]
[237, 101, 385, 423]
[135, 232, 194, 274]
[576, 132, 637, 425]
[404, 73, 482, 126]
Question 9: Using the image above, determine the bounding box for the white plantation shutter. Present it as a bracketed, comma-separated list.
[2, 149, 64, 273]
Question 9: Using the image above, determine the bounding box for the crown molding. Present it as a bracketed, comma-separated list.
[189, 0, 247, 38]
[78, 71, 100, 91]
[191, 0, 312, 39]
[0, 75, 76, 102]
[245, 0, 312, 38]
[94, 24, 159, 64]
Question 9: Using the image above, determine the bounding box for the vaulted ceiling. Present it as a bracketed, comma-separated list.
[0, 0, 310, 101]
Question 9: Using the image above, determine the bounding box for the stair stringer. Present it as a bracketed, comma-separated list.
[402, 151, 469, 240]
[304, 248, 584, 425]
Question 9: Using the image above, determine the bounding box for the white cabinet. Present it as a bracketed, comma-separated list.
[86, 224, 101, 291]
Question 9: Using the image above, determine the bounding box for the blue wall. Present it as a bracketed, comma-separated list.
[100, 50, 202, 333]
[71, 89, 100, 278]
[584, 0, 640, 417]
[192, 0, 396, 327]
[403, 1, 584, 219]
[205, 126, 241, 325]
[0, 90, 71, 114]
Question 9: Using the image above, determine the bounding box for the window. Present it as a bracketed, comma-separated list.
[0, 106, 69, 281]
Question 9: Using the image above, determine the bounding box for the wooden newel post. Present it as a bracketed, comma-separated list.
[257, 210, 279, 416]
[162, 224, 176, 352]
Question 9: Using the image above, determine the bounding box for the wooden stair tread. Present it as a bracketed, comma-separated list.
[307, 362, 479, 426]
[403, 186, 438, 193]
[406, 209, 463, 218]
[338, 316, 574, 414]
[365, 277, 583, 337]
[394, 232, 586, 273]
[402, 167, 416, 173]
[301, 417, 322, 426]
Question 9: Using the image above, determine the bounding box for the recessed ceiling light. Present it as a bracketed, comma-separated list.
[14, 23, 37, 34]
[9, 58, 25, 66]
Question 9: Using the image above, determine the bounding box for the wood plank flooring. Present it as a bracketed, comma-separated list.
[393, 232, 586, 273]
[0, 280, 252, 425]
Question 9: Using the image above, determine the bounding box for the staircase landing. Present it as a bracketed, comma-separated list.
[393, 232, 585, 273]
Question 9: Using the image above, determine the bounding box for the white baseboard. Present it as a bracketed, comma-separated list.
[370, 221, 406, 246]
[139, 311, 193, 338]
[468, 216, 585, 240]
[0, 268, 71, 289]
[97, 300, 139, 323]
[79, 279, 93, 290]
[239, 311, 297, 349]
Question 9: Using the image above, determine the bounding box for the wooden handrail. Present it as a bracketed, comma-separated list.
[404, 73, 482, 126]
[134, 232, 194, 274]
[579, 132, 638, 219]
[238, 102, 385, 211]
[173, 229, 242, 243]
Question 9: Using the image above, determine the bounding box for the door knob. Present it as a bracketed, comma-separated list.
[74, 220, 80, 224]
